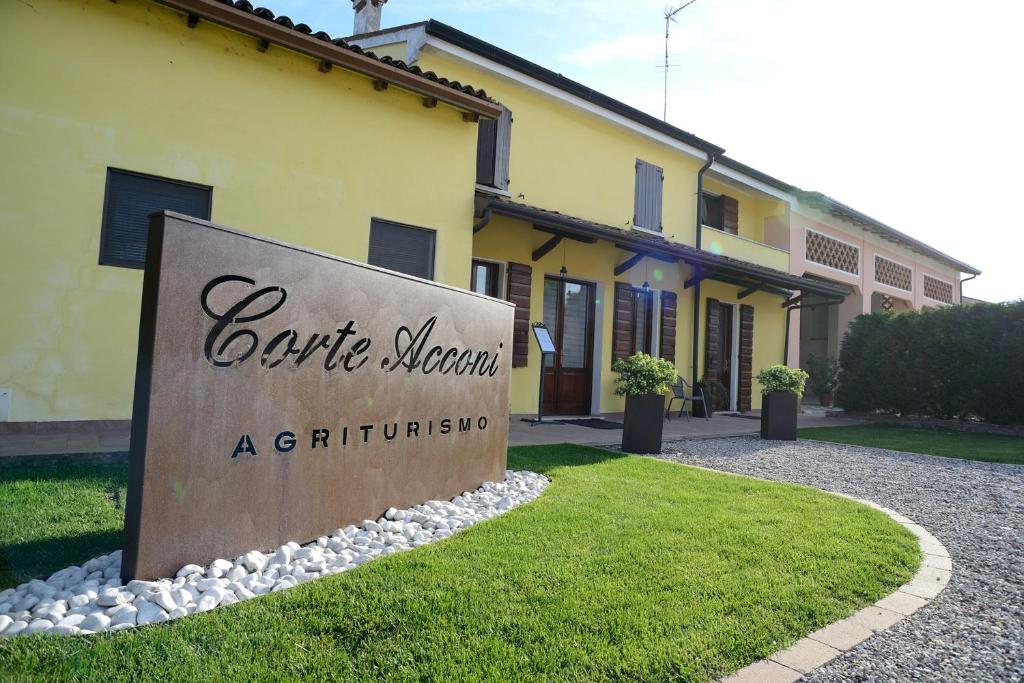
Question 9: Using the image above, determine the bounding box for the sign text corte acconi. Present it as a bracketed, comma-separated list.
[123, 213, 513, 581]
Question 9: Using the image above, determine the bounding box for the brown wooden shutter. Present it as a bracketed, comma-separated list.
[739, 304, 754, 412]
[506, 263, 532, 367]
[659, 291, 677, 364]
[475, 118, 497, 186]
[612, 282, 635, 367]
[703, 298, 720, 380]
[722, 195, 739, 235]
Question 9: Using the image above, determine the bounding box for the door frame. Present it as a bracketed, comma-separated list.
[715, 299, 741, 412]
[542, 274, 597, 416]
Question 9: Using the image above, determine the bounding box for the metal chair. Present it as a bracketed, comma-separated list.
[665, 375, 709, 422]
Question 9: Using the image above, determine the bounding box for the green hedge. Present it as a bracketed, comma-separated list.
[836, 300, 1024, 425]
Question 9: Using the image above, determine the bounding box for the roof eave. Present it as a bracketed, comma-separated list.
[482, 198, 847, 300]
[423, 20, 725, 157]
[151, 1, 501, 118]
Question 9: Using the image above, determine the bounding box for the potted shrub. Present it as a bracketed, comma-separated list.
[613, 352, 677, 454]
[693, 377, 728, 417]
[804, 355, 839, 407]
[755, 364, 809, 440]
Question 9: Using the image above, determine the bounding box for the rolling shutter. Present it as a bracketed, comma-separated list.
[739, 304, 754, 412]
[659, 291, 677, 364]
[99, 169, 212, 269]
[722, 195, 739, 235]
[612, 282, 635, 367]
[506, 262, 532, 367]
[633, 159, 663, 231]
[704, 298, 721, 380]
[367, 219, 436, 280]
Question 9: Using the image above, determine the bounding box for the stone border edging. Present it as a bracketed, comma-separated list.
[719, 492, 951, 683]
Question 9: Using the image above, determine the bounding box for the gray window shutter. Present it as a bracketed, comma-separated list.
[633, 160, 663, 231]
[99, 169, 212, 269]
[475, 119, 497, 186]
[368, 219, 436, 280]
[494, 106, 512, 191]
[475, 106, 512, 190]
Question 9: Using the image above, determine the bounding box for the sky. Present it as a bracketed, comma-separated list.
[264, 0, 1022, 302]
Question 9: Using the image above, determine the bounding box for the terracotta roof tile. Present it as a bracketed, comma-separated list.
[210, 1, 491, 101]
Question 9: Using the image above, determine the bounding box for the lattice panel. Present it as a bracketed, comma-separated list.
[923, 275, 953, 303]
[875, 255, 913, 291]
[881, 294, 894, 312]
[806, 230, 859, 274]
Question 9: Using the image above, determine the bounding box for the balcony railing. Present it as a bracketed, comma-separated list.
[701, 226, 789, 271]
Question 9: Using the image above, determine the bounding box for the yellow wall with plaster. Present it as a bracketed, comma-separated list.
[0, 0, 479, 421]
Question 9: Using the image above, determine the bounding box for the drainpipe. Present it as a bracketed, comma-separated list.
[691, 152, 715, 387]
[958, 272, 978, 303]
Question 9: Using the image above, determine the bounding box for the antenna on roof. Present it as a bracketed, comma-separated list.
[661, 1, 698, 121]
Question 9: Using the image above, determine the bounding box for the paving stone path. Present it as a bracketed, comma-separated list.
[658, 436, 1024, 683]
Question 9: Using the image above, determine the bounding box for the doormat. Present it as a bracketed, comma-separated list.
[556, 418, 624, 429]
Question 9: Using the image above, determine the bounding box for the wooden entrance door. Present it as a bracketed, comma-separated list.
[542, 277, 595, 415]
[717, 303, 734, 409]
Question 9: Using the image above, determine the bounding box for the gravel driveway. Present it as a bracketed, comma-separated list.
[657, 436, 1024, 683]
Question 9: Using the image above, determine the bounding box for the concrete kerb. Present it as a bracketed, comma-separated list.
[630, 455, 952, 683]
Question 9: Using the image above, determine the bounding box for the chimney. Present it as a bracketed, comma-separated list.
[352, 0, 388, 35]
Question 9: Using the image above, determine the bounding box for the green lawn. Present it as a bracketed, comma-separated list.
[799, 423, 1024, 465]
[0, 445, 918, 682]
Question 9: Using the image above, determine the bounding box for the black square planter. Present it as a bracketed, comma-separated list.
[621, 393, 666, 454]
[760, 391, 798, 440]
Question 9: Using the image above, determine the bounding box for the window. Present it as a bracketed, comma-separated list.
[367, 219, 436, 280]
[630, 287, 654, 355]
[633, 159, 663, 231]
[476, 106, 512, 190]
[99, 168, 212, 269]
[470, 259, 500, 297]
[701, 191, 738, 235]
[702, 192, 725, 230]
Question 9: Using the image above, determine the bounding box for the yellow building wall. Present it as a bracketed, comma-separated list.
[701, 178, 790, 270]
[696, 281, 786, 410]
[474, 217, 785, 413]
[0, 0, 479, 422]
[417, 50, 706, 247]
[474, 216, 699, 414]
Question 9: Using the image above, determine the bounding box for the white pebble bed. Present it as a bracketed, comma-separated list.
[0, 470, 548, 638]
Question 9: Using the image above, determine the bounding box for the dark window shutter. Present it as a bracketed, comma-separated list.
[99, 169, 212, 269]
[739, 304, 754, 412]
[659, 290, 677, 363]
[494, 107, 513, 191]
[633, 160, 664, 231]
[475, 106, 512, 189]
[506, 262, 532, 367]
[475, 118, 497, 186]
[367, 219, 436, 280]
[723, 195, 739, 235]
[704, 298, 721, 380]
[612, 282, 635, 367]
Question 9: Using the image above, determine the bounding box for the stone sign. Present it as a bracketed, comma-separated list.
[123, 212, 513, 581]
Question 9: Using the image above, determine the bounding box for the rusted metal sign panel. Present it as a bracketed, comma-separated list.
[123, 212, 513, 580]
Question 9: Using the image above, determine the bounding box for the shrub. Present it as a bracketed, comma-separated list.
[699, 376, 729, 411]
[612, 353, 677, 396]
[804, 355, 839, 396]
[756, 364, 809, 397]
[836, 300, 1024, 425]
